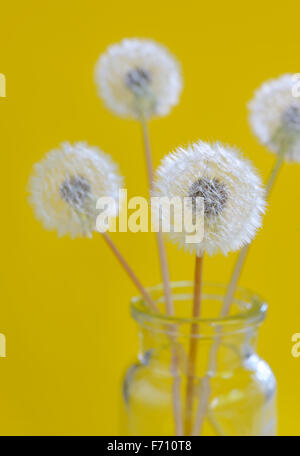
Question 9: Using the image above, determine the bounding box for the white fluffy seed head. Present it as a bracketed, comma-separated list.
[28, 142, 124, 238]
[248, 74, 300, 162]
[152, 141, 266, 256]
[95, 38, 183, 119]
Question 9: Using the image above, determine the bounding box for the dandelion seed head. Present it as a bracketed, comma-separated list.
[152, 141, 266, 256]
[248, 74, 300, 162]
[95, 38, 182, 119]
[125, 67, 152, 96]
[28, 142, 124, 238]
[188, 177, 228, 217]
[281, 104, 300, 133]
[59, 175, 91, 211]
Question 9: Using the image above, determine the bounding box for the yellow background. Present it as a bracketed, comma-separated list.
[0, 0, 299, 435]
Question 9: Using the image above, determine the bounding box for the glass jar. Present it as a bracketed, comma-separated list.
[121, 282, 277, 436]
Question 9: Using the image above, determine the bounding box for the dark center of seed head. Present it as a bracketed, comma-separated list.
[188, 177, 228, 217]
[59, 175, 91, 209]
[281, 105, 300, 132]
[125, 67, 151, 95]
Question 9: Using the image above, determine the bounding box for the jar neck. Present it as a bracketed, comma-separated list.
[131, 282, 267, 376]
[139, 326, 260, 375]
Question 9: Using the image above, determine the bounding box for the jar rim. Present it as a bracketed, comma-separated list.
[131, 281, 267, 330]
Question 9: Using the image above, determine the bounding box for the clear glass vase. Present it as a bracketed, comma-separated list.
[121, 282, 277, 436]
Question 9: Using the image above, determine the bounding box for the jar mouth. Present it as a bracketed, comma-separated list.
[131, 281, 267, 334]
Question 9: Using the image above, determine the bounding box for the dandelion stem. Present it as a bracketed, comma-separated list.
[223, 144, 287, 310]
[101, 232, 157, 312]
[222, 244, 249, 316]
[139, 116, 183, 435]
[265, 145, 287, 197]
[185, 254, 203, 435]
[140, 117, 174, 316]
[170, 343, 184, 436]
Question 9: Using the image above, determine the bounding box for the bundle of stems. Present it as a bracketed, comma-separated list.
[100, 115, 183, 434]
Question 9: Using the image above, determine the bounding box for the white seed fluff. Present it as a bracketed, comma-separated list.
[248, 74, 300, 162]
[152, 141, 266, 256]
[95, 38, 182, 119]
[28, 142, 124, 238]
